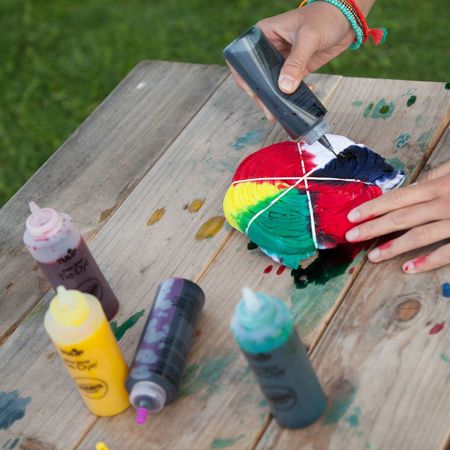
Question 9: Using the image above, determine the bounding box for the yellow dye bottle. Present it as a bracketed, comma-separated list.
[44, 286, 130, 416]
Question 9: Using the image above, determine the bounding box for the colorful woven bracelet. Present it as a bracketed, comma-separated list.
[299, 0, 387, 49]
[343, 0, 387, 45]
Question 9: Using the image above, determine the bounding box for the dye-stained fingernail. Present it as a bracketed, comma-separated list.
[368, 248, 380, 261]
[403, 261, 415, 273]
[347, 209, 360, 222]
[346, 228, 360, 242]
[279, 75, 295, 93]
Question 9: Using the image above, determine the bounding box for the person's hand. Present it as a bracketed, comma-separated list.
[345, 161, 450, 273]
[229, 3, 354, 120]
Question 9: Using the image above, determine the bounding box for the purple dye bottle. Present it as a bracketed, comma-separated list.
[126, 278, 205, 425]
[23, 202, 119, 320]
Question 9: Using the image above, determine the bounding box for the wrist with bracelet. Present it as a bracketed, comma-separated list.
[299, 0, 387, 49]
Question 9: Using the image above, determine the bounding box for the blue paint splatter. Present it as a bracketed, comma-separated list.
[322, 378, 357, 425]
[371, 99, 395, 119]
[363, 99, 395, 119]
[394, 133, 410, 151]
[346, 406, 361, 427]
[0, 391, 31, 430]
[441, 353, 449, 363]
[232, 130, 264, 150]
[417, 128, 435, 151]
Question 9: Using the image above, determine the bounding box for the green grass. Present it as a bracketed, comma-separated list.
[1, 0, 449, 206]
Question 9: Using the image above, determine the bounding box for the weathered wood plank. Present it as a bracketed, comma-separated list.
[0, 73, 342, 450]
[257, 125, 450, 450]
[0, 61, 228, 344]
[72, 78, 449, 450]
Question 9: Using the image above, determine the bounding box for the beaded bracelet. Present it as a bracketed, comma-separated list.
[299, 0, 387, 49]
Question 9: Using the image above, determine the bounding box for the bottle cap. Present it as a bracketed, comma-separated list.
[242, 287, 262, 315]
[49, 286, 90, 327]
[129, 381, 167, 425]
[136, 407, 149, 425]
[26, 201, 62, 237]
[237, 287, 275, 330]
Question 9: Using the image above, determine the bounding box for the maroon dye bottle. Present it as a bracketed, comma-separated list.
[23, 202, 119, 320]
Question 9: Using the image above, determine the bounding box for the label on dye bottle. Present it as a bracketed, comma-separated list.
[127, 278, 204, 402]
[243, 332, 326, 428]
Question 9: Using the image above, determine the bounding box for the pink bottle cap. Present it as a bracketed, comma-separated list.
[136, 407, 149, 425]
[26, 201, 62, 238]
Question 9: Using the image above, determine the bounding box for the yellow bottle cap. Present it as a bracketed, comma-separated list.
[50, 286, 90, 327]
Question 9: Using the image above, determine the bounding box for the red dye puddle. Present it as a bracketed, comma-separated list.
[263, 265, 273, 274]
[429, 322, 445, 335]
[276, 265, 287, 275]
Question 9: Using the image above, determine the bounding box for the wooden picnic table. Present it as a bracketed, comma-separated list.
[1, 61, 449, 450]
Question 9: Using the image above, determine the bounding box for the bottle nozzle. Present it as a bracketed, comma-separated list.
[136, 407, 149, 425]
[56, 286, 75, 308]
[242, 287, 262, 315]
[50, 286, 90, 327]
[26, 201, 62, 237]
[29, 201, 45, 224]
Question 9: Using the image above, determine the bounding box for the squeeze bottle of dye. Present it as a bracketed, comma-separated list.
[44, 286, 130, 416]
[23, 201, 119, 320]
[231, 287, 326, 429]
[223, 26, 335, 153]
[126, 278, 205, 425]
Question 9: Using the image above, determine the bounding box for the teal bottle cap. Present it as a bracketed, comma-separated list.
[231, 287, 293, 354]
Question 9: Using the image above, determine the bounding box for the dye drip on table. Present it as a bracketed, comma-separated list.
[231, 288, 326, 428]
[23, 202, 119, 320]
[291, 243, 370, 288]
[126, 278, 205, 424]
[224, 135, 404, 269]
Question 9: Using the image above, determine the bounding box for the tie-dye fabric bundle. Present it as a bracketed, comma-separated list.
[223, 134, 404, 269]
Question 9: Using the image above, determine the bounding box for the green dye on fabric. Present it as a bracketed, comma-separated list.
[236, 188, 316, 269]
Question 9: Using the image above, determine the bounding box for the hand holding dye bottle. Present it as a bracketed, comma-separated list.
[231, 287, 326, 429]
[224, 26, 336, 154]
[23, 202, 119, 320]
[44, 286, 129, 416]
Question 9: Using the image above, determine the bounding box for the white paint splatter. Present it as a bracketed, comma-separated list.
[136, 82, 146, 90]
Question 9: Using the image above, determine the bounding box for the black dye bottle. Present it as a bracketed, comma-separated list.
[224, 26, 335, 153]
[126, 278, 205, 424]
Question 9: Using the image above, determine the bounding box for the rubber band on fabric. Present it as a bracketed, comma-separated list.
[244, 141, 370, 237]
[222, 135, 405, 269]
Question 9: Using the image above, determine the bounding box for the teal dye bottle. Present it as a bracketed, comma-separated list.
[231, 288, 326, 428]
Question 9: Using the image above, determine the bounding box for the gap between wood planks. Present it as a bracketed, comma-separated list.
[0, 66, 229, 350]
